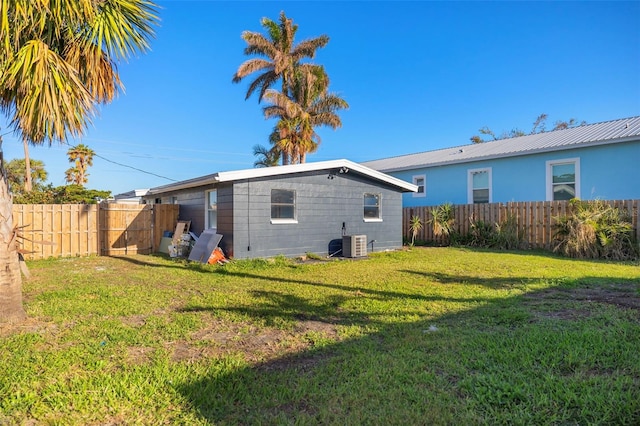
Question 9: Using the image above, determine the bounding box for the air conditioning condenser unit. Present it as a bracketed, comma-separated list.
[342, 235, 367, 258]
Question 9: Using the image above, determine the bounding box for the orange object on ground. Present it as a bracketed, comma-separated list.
[207, 247, 226, 264]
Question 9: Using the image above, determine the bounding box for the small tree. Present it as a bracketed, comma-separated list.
[409, 215, 423, 247]
[429, 203, 455, 243]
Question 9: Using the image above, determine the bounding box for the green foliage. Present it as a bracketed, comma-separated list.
[466, 219, 495, 247]
[13, 184, 111, 204]
[554, 199, 639, 261]
[429, 203, 455, 240]
[5, 158, 48, 192]
[409, 215, 423, 247]
[458, 214, 524, 250]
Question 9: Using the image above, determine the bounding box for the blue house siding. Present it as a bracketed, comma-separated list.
[390, 140, 640, 207]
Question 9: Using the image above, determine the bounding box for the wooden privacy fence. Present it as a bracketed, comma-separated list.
[403, 200, 639, 250]
[13, 203, 179, 260]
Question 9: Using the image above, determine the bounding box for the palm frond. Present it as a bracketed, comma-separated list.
[1, 39, 94, 143]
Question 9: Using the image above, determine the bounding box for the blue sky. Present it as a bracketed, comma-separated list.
[2, 0, 639, 195]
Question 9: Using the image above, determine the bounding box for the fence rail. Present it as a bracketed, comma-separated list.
[13, 203, 179, 260]
[403, 200, 639, 249]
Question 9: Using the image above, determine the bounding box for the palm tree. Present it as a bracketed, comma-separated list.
[263, 65, 348, 164]
[66, 144, 95, 186]
[252, 144, 281, 168]
[233, 11, 329, 102]
[5, 158, 47, 193]
[0, 0, 158, 323]
[233, 11, 329, 165]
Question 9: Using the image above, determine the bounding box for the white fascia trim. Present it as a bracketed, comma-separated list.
[217, 159, 418, 192]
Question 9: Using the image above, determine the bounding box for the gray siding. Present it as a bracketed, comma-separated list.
[146, 169, 406, 259]
[149, 187, 208, 235]
[230, 170, 403, 259]
[216, 183, 234, 257]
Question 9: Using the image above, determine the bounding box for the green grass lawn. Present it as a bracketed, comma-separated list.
[1, 248, 639, 425]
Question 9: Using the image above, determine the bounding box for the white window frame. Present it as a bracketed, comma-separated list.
[412, 174, 426, 198]
[546, 158, 580, 201]
[205, 189, 217, 230]
[270, 189, 298, 224]
[363, 192, 382, 222]
[467, 168, 492, 204]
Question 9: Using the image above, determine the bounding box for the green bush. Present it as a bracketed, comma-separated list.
[457, 214, 524, 250]
[553, 199, 639, 261]
[428, 203, 455, 245]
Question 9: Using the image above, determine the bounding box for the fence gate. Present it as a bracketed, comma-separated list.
[99, 204, 154, 255]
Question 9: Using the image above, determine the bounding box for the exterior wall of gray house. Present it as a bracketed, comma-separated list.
[225, 170, 403, 259]
[389, 140, 640, 207]
[146, 170, 405, 259]
[148, 187, 207, 235]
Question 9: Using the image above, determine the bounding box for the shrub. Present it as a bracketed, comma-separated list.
[553, 199, 639, 261]
[494, 214, 524, 250]
[429, 203, 455, 244]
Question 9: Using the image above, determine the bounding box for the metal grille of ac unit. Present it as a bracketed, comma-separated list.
[343, 235, 367, 258]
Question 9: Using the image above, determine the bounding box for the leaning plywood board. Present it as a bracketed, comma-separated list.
[188, 229, 223, 263]
[172, 220, 191, 245]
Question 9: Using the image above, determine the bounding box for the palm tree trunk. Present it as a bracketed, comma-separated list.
[0, 159, 26, 323]
[23, 140, 32, 192]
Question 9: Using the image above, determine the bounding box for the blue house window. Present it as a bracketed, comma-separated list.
[271, 189, 296, 222]
[468, 168, 491, 204]
[547, 158, 580, 201]
[412, 175, 426, 198]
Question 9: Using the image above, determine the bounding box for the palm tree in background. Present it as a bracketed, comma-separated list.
[233, 11, 329, 102]
[65, 144, 95, 186]
[263, 65, 348, 164]
[0, 0, 158, 323]
[252, 143, 281, 168]
[233, 11, 330, 166]
[5, 158, 47, 193]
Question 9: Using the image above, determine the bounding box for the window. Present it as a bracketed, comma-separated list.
[205, 190, 217, 229]
[412, 175, 426, 197]
[364, 193, 381, 221]
[271, 189, 296, 222]
[547, 158, 580, 201]
[468, 168, 491, 204]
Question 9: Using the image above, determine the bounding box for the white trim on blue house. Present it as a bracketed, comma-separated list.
[546, 157, 580, 201]
[467, 167, 492, 204]
[412, 174, 426, 198]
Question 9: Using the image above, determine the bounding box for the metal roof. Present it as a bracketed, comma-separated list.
[147, 159, 418, 195]
[362, 116, 640, 172]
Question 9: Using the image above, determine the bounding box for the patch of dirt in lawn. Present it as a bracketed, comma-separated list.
[126, 346, 156, 364]
[524, 284, 640, 320]
[0, 317, 58, 338]
[168, 319, 339, 364]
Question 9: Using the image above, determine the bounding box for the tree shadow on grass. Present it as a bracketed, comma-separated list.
[175, 275, 640, 425]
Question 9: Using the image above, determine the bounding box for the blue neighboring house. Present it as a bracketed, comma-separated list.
[362, 116, 640, 207]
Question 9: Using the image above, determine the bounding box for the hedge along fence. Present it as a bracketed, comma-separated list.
[13, 203, 179, 260]
[403, 199, 639, 250]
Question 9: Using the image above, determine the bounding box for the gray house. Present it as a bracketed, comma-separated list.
[363, 116, 640, 207]
[144, 159, 417, 259]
